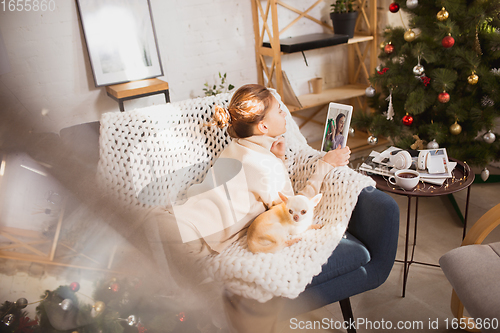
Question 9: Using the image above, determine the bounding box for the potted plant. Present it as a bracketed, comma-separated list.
[203, 72, 235, 96]
[330, 0, 358, 39]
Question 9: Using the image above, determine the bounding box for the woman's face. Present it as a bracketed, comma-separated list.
[261, 97, 287, 137]
[337, 116, 345, 134]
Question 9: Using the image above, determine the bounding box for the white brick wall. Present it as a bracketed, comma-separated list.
[0, 0, 394, 133]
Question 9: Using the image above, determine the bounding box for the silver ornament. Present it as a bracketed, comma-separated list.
[15, 298, 28, 309]
[392, 56, 405, 64]
[406, 0, 418, 9]
[367, 135, 378, 145]
[481, 168, 490, 182]
[426, 139, 439, 149]
[413, 64, 424, 76]
[2, 314, 14, 326]
[127, 315, 137, 326]
[121, 291, 130, 306]
[349, 127, 355, 136]
[483, 131, 496, 144]
[481, 95, 494, 107]
[385, 91, 394, 120]
[365, 85, 376, 97]
[59, 298, 73, 311]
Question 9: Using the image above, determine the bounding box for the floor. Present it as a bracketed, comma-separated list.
[1, 106, 499, 332]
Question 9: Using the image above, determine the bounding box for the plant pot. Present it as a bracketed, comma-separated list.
[330, 11, 358, 39]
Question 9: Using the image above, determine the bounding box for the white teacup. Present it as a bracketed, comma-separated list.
[389, 169, 420, 190]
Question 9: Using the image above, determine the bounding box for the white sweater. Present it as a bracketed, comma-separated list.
[170, 134, 333, 253]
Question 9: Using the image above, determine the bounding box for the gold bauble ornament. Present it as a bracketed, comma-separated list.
[467, 72, 479, 85]
[450, 121, 462, 135]
[91, 301, 106, 318]
[437, 7, 449, 21]
[380, 42, 386, 49]
[404, 29, 416, 42]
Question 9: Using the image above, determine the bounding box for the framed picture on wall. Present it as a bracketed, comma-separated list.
[76, 0, 164, 87]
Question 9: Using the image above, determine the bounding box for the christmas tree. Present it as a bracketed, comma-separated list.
[354, 0, 500, 168]
[1, 278, 217, 333]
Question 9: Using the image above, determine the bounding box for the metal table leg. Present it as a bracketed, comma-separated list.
[463, 186, 471, 240]
[402, 195, 412, 298]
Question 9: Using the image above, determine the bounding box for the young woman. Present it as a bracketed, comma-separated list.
[332, 112, 346, 149]
[200, 84, 350, 251]
[322, 118, 336, 151]
[143, 84, 351, 332]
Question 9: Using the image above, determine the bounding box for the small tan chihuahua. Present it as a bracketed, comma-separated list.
[247, 192, 323, 254]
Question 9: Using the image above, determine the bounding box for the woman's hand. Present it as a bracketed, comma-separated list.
[271, 136, 286, 161]
[322, 145, 351, 167]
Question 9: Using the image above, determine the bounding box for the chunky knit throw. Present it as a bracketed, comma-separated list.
[97, 93, 375, 303]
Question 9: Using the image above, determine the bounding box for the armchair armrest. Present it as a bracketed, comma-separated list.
[347, 186, 400, 283]
[462, 202, 500, 246]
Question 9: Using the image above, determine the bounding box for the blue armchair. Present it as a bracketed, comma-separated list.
[281, 186, 400, 324]
[223, 186, 400, 333]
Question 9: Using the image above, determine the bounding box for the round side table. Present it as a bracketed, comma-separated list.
[363, 158, 474, 297]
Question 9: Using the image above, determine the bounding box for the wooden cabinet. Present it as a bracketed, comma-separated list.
[250, 0, 381, 151]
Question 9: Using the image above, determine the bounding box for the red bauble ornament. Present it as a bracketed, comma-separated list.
[384, 43, 394, 54]
[70, 282, 80, 292]
[110, 282, 120, 292]
[438, 91, 450, 103]
[389, 2, 400, 12]
[442, 35, 455, 48]
[402, 114, 413, 126]
[177, 312, 186, 322]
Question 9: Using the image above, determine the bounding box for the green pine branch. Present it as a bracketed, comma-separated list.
[430, 68, 458, 91]
[405, 87, 436, 114]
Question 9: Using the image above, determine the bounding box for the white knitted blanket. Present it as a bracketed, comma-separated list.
[97, 93, 375, 303]
[203, 167, 374, 302]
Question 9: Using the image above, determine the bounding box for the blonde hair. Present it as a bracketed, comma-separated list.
[210, 84, 275, 138]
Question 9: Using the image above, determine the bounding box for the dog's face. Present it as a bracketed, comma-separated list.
[279, 193, 323, 224]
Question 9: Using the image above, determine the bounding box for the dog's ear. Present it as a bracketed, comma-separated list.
[310, 193, 323, 207]
[278, 192, 288, 203]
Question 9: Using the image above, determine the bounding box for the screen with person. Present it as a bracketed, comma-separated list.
[321, 102, 352, 152]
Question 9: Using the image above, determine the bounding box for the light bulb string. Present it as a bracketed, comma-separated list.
[77, 291, 96, 303]
[399, 10, 407, 30]
[27, 292, 49, 306]
[398, 3, 422, 38]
